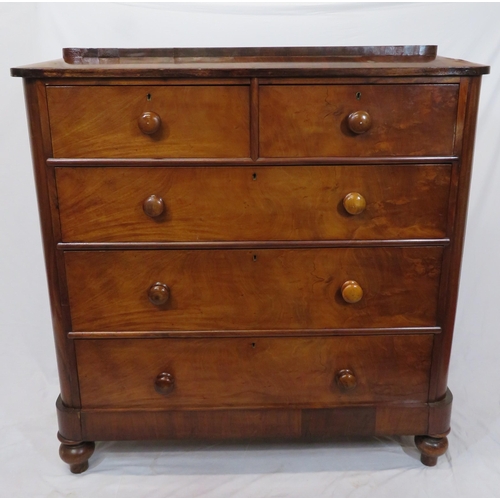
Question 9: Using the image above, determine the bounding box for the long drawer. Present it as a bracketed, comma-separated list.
[259, 84, 459, 157]
[56, 165, 451, 242]
[75, 335, 433, 409]
[64, 247, 443, 331]
[46, 85, 250, 158]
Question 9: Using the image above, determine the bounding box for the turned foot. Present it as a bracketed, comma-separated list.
[57, 432, 95, 473]
[415, 434, 448, 466]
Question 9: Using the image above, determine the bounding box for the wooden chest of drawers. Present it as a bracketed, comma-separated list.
[12, 46, 489, 473]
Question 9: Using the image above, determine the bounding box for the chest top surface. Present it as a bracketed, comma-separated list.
[11, 45, 489, 78]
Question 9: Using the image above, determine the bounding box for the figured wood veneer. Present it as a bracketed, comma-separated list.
[55, 165, 451, 242]
[259, 84, 459, 157]
[12, 46, 488, 471]
[61, 46, 440, 64]
[75, 335, 433, 409]
[47, 85, 250, 158]
[64, 247, 442, 332]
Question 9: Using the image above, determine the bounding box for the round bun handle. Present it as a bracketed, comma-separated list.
[343, 192, 366, 215]
[143, 194, 165, 218]
[347, 110, 372, 134]
[148, 282, 170, 306]
[336, 369, 357, 391]
[341, 280, 363, 304]
[138, 111, 161, 135]
[154, 372, 175, 395]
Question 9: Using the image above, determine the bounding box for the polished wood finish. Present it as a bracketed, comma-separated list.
[415, 434, 449, 467]
[54, 387, 447, 444]
[11, 46, 489, 79]
[147, 282, 170, 306]
[61, 46, 440, 64]
[63, 394, 449, 442]
[259, 84, 459, 157]
[335, 369, 357, 391]
[55, 165, 451, 242]
[64, 247, 442, 331]
[138, 111, 161, 135]
[13, 47, 487, 471]
[47, 85, 250, 158]
[57, 433, 95, 474]
[341, 280, 364, 304]
[347, 111, 372, 134]
[429, 77, 484, 401]
[56, 396, 82, 441]
[154, 372, 175, 395]
[22, 81, 81, 408]
[428, 388, 453, 435]
[58, 239, 450, 251]
[142, 194, 165, 218]
[343, 192, 366, 215]
[75, 335, 433, 409]
[49, 156, 460, 167]
[68, 326, 441, 339]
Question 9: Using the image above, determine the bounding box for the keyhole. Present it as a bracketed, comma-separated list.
[356, 92, 361, 100]
[253, 254, 257, 262]
[251, 342, 256, 348]
[147, 93, 152, 101]
[252, 173, 257, 180]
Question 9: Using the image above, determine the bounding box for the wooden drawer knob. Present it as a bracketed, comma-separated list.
[154, 372, 175, 395]
[347, 110, 372, 134]
[341, 280, 363, 303]
[143, 194, 165, 218]
[336, 369, 357, 391]
[148, 282, 170, 306]
[343, 192, 366, 215]
[138, 111, 161, 135]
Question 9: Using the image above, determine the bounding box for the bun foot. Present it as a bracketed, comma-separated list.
[415, 434, 448, 466]
[58, 432, 95, 474]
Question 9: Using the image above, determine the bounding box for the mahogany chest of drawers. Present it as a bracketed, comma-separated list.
[12, 46, 489, 473]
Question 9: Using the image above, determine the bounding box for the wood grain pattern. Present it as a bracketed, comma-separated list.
[81, 408, 303, 441]
[75, 335, 433, 409]
[67, 326, 441, 339]
[48, 156, 459, 167]
[11, 47, 489, 78]
[60, 46, 439, 64]
[13, 47, 488, 470]
[56, 165, 451, 242]
[64, 247, 443, 331]
[58, 395, 442, 452]
[47, 85, 250, 158]
[23, 80, 81, 408]
[429, 77, 483, 401]
[260, 84, 459, 157]
[78, 405, 431, 441]
[58, 239, 450, 251]
[428, 389, 453, 435]
[56, 396, 82, 442]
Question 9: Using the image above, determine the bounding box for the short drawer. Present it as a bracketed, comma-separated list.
[65, 247, 442, 332]
[56, 164, 451, 242]
[259, 84, 458, 157]
[46, 85, 250, 158]
[75, 335, 433, 409]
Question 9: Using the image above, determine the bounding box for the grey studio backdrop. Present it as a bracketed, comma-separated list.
[1, 2, 499, 497]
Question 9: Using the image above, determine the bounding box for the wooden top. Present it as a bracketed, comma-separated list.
[11, 46, 489, 78]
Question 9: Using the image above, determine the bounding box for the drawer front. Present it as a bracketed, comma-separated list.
[260, 85, 458, 157]
[47, 86, 250, 158]
[65, 247, 442, 331]
[56, 165, 451, 242]
[76, 335, 433, 409]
